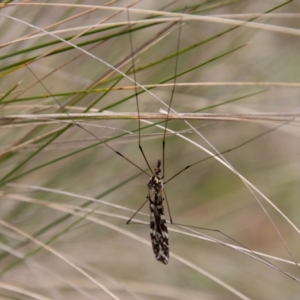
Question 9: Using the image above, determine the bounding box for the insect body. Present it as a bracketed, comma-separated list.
[147, 160, 169, 264]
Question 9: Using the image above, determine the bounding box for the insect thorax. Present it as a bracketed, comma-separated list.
[148, 159, 164, 197]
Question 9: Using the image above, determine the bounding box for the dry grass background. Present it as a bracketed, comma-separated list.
[0, 0, 300, 299]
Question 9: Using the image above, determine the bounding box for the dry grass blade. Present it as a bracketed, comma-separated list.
[1, 1, 300, 299]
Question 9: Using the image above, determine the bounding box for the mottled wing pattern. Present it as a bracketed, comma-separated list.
[148, 168, 169, 264]
[149, 192, 169, 264]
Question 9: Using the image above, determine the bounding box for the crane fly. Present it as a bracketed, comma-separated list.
[17, 5, 298, 279]
[148, 159, 169, 264]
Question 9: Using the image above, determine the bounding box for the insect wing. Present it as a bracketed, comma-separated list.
[149, 188, 169, 264]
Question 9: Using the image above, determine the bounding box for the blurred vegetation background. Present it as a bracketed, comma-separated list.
[0, 0, 300, 299]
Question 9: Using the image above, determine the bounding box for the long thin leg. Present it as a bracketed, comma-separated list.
[126, 198, 149, 225]
[164, 122, 287, 184]
[160, 19, 183, 226]
[162, 19, 183, 179]
[126, 8, 153, 174]
[25, 65, 152, 179]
